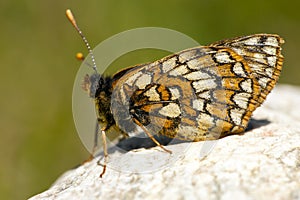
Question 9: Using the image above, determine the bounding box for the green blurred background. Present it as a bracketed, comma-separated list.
[0, 0, 299, 199]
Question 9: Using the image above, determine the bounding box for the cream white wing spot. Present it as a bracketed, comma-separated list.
[258, 77, 269, 88]
[135, 74, 152, 89]
[184, 71, 211, 80]
[169, 87, 181, 100]
[162, 56, 177, 73]
[197, 90, 211, 100]
[158, 103, 181, 118]
[144, 86, 160, 101]
[240, 79, 252, 93]
[265, 67, 274, 77]
[253, 53, 266, 59]
[232, 62, 247, 77]
[169, 65, 189, 76]
[192, 79, 217, 93]
[243, 37, 260, 46]
[263, 46, 277, 56]
[192, 99, 205, 111]
[231, 48, 245, 56]
[214, 51, 235, 63]
[265, 37, 279, 46]
[125, 71, 143, 86]
[178, 50, 198, 63]
[267, 56, 277, 67]
[230, 108, 244, 125]
[232, 93, 251, 109]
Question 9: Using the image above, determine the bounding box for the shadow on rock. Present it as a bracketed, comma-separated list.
[97, 118, 271, 156]
[245, 118, 271, 131]
[115, 134, 184, 152]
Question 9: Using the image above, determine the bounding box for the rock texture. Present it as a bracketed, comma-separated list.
[30, 84, 300, 200]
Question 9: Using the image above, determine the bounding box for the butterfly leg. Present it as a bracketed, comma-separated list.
[99, 128, 108, 178]
[133, 118, 172, 154]
[96, 127, 108, 178]
[91, 120, 100, 157]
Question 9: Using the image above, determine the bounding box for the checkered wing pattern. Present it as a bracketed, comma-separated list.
[111, 34, 284, 141]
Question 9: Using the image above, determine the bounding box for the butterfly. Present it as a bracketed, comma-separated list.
[66, 9, 284, 177]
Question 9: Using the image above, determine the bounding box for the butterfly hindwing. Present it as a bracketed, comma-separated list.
[111, 45, 263, 141]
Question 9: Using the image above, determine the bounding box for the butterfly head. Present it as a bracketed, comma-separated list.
[82, 73, 113, 98]
[82, 73, 99, 98]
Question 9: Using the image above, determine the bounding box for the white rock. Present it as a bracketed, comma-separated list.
[29, 84, 300, 200]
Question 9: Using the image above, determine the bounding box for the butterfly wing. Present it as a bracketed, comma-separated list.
[111, 45, 263, 141]
[211, 34, 284, 103]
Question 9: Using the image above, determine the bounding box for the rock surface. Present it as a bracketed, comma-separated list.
[30, 84, 300, 200]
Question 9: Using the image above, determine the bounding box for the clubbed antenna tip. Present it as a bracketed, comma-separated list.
[66, 9, 98, 73]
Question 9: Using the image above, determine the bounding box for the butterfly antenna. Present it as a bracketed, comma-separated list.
[66, 9, 98, 73]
